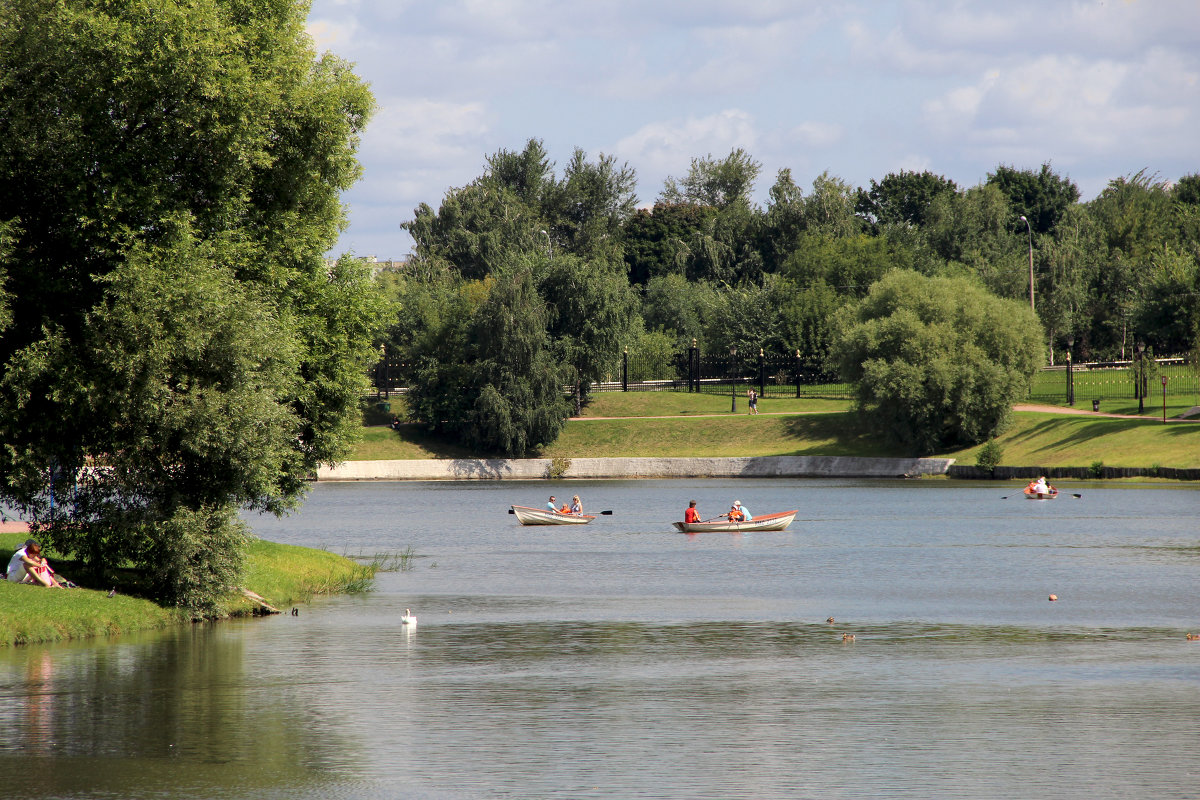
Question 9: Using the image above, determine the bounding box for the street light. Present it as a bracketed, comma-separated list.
[1066, 335, 1074, 406]
[1136, 341, 1146, 414]
[730, 345, 738, 413]
[1018, 215, 1034, 311]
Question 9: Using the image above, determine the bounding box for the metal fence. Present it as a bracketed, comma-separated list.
[592, 346, 851, 399]
[370, 350, 1198, 407]
[1028, 356, 1198, 408]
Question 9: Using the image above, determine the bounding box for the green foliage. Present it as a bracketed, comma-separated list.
[405, 269, 569, 456]
[830, 271, 1043, 454]
[856, 170, 958, 230]
[986, 163, 1080, 234]
[975, 439, 1004, 471]
[142, 506, 250, 615]
[660, 148, 761, 209]
[922, 184, 1027, 300]
[0, 0, 381, 612]
[641, 274, 714, 348]
[624, 203, 719, 285]
[540, 252, 639, 389]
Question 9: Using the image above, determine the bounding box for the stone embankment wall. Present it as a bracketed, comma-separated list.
[317, 456, 954, 482]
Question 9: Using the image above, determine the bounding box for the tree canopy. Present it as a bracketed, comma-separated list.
[830, 271, 1044, 454]
[0, 0, 383, 611]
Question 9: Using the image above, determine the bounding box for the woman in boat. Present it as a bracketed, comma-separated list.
[570, 495, 583, 515]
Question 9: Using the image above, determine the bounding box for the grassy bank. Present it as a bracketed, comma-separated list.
[355, 392, 1200, 469]
[0, 534, 374, 647]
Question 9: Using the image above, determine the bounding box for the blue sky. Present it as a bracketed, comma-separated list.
[305, 0, 1200, 260]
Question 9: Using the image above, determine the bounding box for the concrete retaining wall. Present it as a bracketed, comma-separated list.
[316, 455, 955, 482]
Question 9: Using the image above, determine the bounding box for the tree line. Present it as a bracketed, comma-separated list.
[380, 139, 1197, 454]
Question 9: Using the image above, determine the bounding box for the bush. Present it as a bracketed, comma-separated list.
[976, 440, 1004, 471]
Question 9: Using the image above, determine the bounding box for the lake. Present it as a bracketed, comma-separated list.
[1, 478, 1198, 799]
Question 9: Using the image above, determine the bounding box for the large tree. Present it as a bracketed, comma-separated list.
[830, 271, 1043, 454]
[855, 170, 958, 230]
[660, 148, 761, 209]
[986, 163, 1080, 235]
[0, 0, 382, 610]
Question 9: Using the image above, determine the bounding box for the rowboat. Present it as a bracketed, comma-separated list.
[1023, 488, 1058, 500]
[510, 505, 597, 525]
[672, 509, 798, 533]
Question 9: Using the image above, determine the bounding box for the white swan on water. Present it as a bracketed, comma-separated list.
[401, 608, 417, 625]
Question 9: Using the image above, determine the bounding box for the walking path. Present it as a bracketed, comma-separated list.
[570, 405, 1200, 422]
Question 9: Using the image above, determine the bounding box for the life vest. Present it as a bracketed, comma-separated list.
[729, 507, 744, 522]
[560, 505, 571, 514]
[685, 508, 700, 523]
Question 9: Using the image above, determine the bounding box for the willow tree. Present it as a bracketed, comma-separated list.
[0, 0, 382, 611]
[830, 271, 1043, 454]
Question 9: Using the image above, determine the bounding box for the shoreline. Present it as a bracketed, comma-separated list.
[317, 455, 955, 481]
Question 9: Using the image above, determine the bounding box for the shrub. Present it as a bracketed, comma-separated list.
[975, 440, 1004, 471]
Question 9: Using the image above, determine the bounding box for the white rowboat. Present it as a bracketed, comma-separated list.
[672, 509, 798, 533]
[510, 505, 597, 525]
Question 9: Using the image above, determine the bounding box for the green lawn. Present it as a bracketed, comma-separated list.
[352, 391, 1200, 468]
[1, 535, 374, 647]
[944, 412, 1200, 469]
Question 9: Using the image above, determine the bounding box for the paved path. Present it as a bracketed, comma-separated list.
[572, 405, 1199, 422]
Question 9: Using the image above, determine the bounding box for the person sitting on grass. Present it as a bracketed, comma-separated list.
[6, 539, 65, 587]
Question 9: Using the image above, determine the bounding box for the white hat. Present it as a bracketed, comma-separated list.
[733, 500, 741, 506]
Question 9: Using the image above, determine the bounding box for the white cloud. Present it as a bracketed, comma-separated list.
[307, 0, 1200, 255]
[362, 98, 492, 168]
[616, 110, 759, 181]
[306, 17, 360, 51]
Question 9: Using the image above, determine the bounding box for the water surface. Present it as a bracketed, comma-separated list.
[2, 479, 1198, 798]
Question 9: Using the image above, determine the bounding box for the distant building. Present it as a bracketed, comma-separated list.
[323, 255, 409, 275]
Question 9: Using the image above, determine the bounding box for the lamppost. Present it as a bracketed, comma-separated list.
[540, 229, 552, 259]
[1019, 215, 1034, 311]
[730, 345, 738, 413]
[1066, 335, 1074, 406]
[1136, 341, 1146, 414]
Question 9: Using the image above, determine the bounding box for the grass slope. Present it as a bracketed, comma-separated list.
[0, 534, 374, 647]
[355, 392, 1200, 469]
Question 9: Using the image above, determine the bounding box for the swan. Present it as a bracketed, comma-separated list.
[401, 608, 417, 625]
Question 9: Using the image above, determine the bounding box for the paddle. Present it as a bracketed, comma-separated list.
[507, 508, 614, 515]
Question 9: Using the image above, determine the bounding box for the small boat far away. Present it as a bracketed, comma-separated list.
[510, 505, 598, 525]
[672, 509, 798, 533]
[1023, 489, 1059, 500]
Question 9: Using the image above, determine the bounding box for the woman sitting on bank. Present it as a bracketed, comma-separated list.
[6, 539, 64, 587]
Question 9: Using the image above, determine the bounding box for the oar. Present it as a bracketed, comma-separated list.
[1072, 493, 1082, 498]
[699, 514, 730, 523]
[507, 508, 614, 515]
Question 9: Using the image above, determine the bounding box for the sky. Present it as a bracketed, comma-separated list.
[305, 0, 1200, 260]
